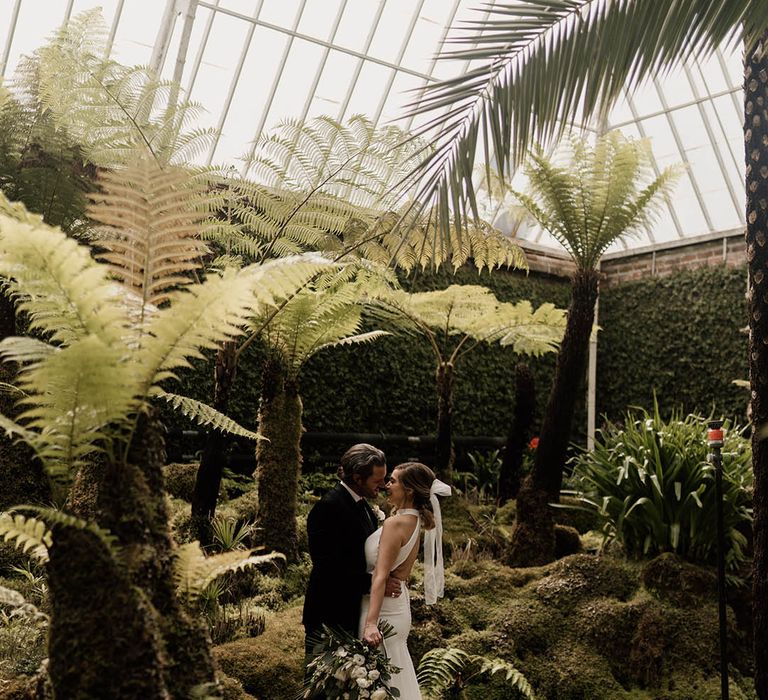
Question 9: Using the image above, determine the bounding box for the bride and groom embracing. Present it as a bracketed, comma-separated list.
[302, 443, 451, 699]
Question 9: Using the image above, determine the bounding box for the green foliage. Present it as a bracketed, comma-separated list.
[597, 265, 748, 423]
[464, 450, 503, 504]
[174, 540, 284, 601]
[568, 403, 752, 568]
[514, 133, 678, 270]
[0, 583, 47, 676]
[210, 517, 253, 553]
[0, 513, 51, 563]
[157, 391, 262, 441]
[417, 646, 534, 699]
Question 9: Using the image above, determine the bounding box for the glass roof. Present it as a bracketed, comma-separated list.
[0, 0, 746, 254]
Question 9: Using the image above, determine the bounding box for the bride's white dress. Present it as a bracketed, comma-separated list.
[359, 510, 422, 700]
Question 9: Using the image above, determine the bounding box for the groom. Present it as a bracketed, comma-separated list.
[302, 443, 401, 656]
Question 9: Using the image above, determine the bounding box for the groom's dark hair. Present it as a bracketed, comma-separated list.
[338, 443, 386, 484]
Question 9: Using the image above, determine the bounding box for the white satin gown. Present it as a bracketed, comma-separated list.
[359, 509, 422, 700]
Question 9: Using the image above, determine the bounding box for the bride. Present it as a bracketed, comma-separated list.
[359, 462, 451, 699]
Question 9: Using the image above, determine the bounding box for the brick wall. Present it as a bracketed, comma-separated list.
[516, 232, 745, 286]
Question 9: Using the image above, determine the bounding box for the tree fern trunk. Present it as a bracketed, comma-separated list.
[507, 269, 598, 566]
[52, 411, 216, 698]
[745, 31, 768, 700]
[435, 361, 455, 481]
[499, 362, 535, 503]
[254, 355, 302, 562]
[191, 340, 237, 543]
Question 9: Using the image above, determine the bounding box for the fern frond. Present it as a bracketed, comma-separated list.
[88, 149, 212, 312]
[174, 541, 284, 599]
[14, 334, 134, 477]
[155, 391, 262, 441]
[0, 215, 128, 346]
[475, 657, 535, 699]
[0, 337, 57, 366]
[0, 512, 52, 562]
[32, 9, 210, 167]
[26, 506, 119, 552]
[417, 647, 472, 698]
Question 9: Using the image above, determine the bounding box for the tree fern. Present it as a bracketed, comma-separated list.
[417, 647, 534, 699]
[156, 391, 262, 441]
[29, 9, 214, 168]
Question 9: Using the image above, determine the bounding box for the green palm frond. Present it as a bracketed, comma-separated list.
[28, 8, 214, 167]
[514, 133, 678, 269]
[0, 214, 128, 346]
[174, 541, 284, 599]
[155, 391, 262, 441]
[0, 512, 52, 562]
[88, 149, 213, 314]
[402, 0, 765, 242]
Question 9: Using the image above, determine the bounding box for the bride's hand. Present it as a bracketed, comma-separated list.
[363, 623, 382, 647]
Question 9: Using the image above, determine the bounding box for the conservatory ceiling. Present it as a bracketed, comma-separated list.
[0, 0, 747, 254]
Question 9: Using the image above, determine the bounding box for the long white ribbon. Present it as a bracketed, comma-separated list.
[423, 478, 451, 605]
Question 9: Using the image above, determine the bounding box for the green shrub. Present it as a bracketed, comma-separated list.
[164, 463, 199, 502]
[569, 404, 752, 568]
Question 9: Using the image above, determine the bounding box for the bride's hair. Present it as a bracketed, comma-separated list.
[394, 462, 437, 530]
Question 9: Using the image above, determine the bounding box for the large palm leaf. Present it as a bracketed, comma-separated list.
[404, 0, 768, 239]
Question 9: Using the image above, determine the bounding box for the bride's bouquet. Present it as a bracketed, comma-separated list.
[303, 622, 401, 699]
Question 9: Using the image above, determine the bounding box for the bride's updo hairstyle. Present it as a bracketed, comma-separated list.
[394, 462, 437, 530]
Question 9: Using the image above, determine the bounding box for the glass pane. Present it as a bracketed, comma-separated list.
[297, 0, 343, 41]
[334, 1, 382, 54]
[342, 61, 394, 121]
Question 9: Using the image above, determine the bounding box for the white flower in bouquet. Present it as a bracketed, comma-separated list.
[304, 623, 401, 700]
[372, 505, 386, 523]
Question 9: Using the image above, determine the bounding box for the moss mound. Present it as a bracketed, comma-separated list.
[641, 552, 717, 606]
[213, 606, 304, 700]
[163, 463, 198, 501]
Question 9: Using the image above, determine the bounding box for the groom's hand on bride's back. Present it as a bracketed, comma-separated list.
[384, 575, 402, 598]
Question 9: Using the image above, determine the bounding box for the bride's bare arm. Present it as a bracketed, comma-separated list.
[362, 519, 404, 646]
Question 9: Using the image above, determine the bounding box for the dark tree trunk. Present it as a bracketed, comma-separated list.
[435, 361, 455, 481]
[499, 362, 536, 502]
[49, 412, 216, 698]
[191, 340, 238, 544]
[746, 30, 768, 700]
[254, 355, 302, 562]
[0, 292, 51, 510]
[507, 269, 598, 566]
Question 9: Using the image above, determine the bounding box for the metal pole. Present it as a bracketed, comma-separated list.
[707, 419, 729, 700]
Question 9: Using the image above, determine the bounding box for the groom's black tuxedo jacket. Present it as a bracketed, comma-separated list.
[302, 483, 378, 637]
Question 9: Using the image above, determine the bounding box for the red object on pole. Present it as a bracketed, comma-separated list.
[708, 428, 724, 445]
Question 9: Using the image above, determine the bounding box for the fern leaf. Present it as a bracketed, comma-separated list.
[88, 150, 212, 313]
[25, 506, 118, 552]
[417, 647, 472, 698]
[0, 512, 52, 562]
[474, 657, 535, 699]
[174, 541, 284, 598]
[0, 337, 57, 366]
[155, 391, 262, 441]
[0, 215, 128, 346]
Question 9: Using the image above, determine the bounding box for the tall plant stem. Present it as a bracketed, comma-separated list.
[435, 361, 455, 481]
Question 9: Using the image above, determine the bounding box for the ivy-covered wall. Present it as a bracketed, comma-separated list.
[596, 264, 748, 424]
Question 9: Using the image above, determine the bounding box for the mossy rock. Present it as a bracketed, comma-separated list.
[554, 524, 582, 558]
[213, 606, 304, 700]
[163, 463, 198, 502]
[534, 554, 637, 608]
[218, 674, 257, 700]
[444, 560, 543, 599]
[407, 618, 444, 667]
[226, 491, 259, 522]
[493, 598, 563, 658]
[641, 553, 717, 607]
[523, 641, 631, 700]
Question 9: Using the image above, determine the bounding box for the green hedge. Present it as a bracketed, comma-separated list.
[596, 265, 748, 424]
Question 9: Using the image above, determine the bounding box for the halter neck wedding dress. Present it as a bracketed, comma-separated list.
[358, 509, 422, 699]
